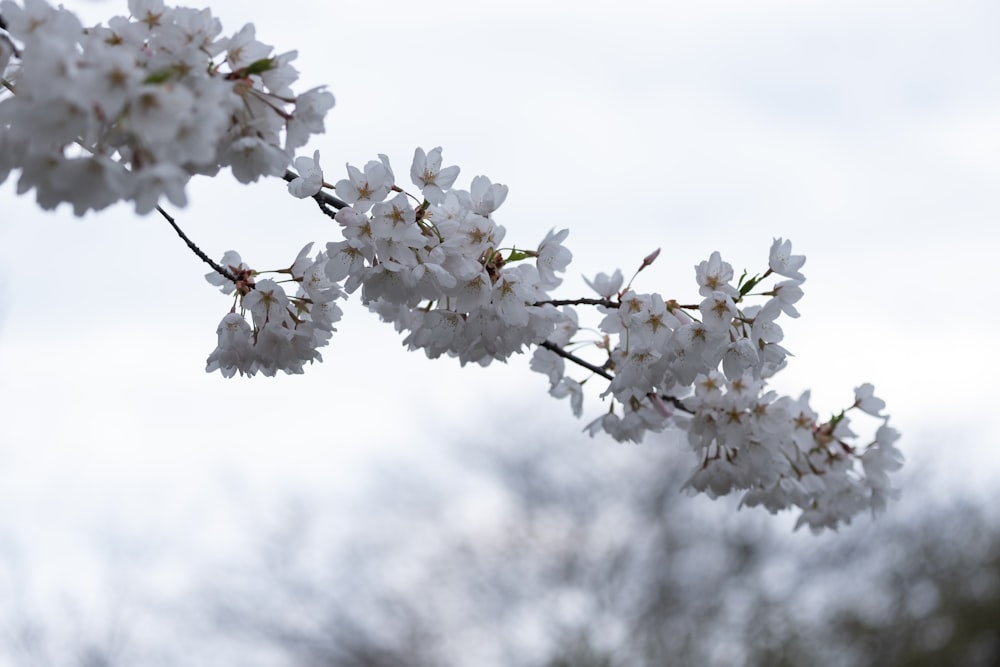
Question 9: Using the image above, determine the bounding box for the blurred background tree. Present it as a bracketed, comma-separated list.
[3, 430, 998, 666]
[197, 431, 1000, 667]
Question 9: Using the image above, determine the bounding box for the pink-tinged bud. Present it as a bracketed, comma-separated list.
[671, 306, 693, 325]
[640, 247, 661, 269]
[648, 393, 673, 418]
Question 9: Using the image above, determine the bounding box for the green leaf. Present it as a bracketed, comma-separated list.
[242, 57, 276, 76]
[143, 69, 175, 84]
[506, 249, 532, 263]
[739, 273, 762, 297]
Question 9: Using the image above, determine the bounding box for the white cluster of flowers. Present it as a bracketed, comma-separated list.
[533, 238, 902, 532]
[335, 148, 573, 366]
[0, 0, 902, 531]
[210, 149, 902, 531]
[0, 0, 333, 214]
[207, 147, 570, 374]
[204, 244, 344, 377]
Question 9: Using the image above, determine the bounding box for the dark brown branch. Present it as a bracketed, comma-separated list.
[156, 205, 237, 284]
[313, 196, 338, 220]
[283, 170, 349, 213]
[158, 170, 347, 286]
[653, 393, 690, 414]
[539, 340, 692, 414]
[540, 340, 613, 381]
[534, 297, 619, 309]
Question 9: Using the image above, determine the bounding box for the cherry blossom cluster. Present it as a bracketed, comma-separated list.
[0, 0, 333, 214]
[207, 147, 570, 375]
[209, 148, 902, 531]
[204, 245, 344, 377]
[528, 235, 902, 532]
[682, 375, 902, 532]
[0, 0, 902, 531]
[331, 148, 572, 366]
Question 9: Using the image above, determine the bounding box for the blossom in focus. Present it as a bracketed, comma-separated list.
[287, 150, 323, 198]
[695, 251, 738, 297]
[205, 250, 249, 294]
[410, 146, 460, 204]
[535, 228, 572, 289]
[769, 237, 806, 281]
[584, 269, 624, 298]
[469, 174, 508, 215]
[334, 157, 393, 212]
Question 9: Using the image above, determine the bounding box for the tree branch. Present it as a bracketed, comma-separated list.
[534, 297, 619, 309]
[282, 170, 349, 214]
[156, 205, 237, 283]
[539, 340, 613, 381]
[651, 392, 690, 414]
[539, 340, 691, 414]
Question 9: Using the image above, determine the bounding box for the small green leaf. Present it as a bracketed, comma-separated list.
[739, 273, 762, 297]
[242, 57, 276, 76]
[506, 249, 532, 263]
[143, 69, 175, 84]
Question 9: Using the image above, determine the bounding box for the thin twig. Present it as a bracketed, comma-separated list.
[156, 205, 237, 283]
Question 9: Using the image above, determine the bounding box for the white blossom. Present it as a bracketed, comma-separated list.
[0, 0, 332, 214]
[287, 150, 324, 198]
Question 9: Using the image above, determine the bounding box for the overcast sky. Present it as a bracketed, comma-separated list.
[1, 0, 998, 619]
